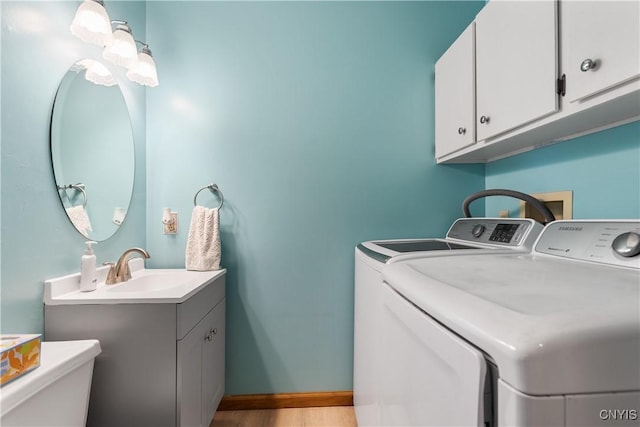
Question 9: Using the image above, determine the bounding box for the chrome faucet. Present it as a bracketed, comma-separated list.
[105, 247, 151, 285]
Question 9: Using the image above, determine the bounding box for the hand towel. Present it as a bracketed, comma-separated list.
[66, 205, 93, 237]
[185, 206, 221, 271]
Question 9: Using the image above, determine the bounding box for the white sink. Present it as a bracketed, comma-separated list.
[106, 272, 192, 293]
[44, 258, 226, 305]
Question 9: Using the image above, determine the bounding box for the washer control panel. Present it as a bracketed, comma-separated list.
[446, 218, 542, 248]
[535, 220, 640, 269]
[488, 223, 521, 243]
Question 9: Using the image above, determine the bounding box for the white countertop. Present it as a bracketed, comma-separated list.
[44, 258, 226, 305]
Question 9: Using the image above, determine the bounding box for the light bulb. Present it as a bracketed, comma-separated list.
[77, 59, 116, 87]
[70, 0, 112, 46]
[126, 46, 159, 87]
[103, 24, 138, 69]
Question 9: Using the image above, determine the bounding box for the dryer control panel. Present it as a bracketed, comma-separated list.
[446, 218, 543, 249]
[535, 220, 640, 269]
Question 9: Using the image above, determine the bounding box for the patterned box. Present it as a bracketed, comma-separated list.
[1, 334, 42, 386]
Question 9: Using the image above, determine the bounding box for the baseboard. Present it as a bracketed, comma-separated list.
[218, 390, 353, 411]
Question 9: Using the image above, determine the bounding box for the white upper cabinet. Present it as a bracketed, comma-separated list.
[435, 23, 476, 159]
[561, 1, 640, 103]
[475, 0, 559, 141]
[434, 0, 639, 163]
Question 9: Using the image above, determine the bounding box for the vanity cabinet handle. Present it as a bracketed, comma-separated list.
[204, 328, 218, 341]
[580, 58, 598, 72]
[480, 115, 490, 124]
[458, 127, 466, 135]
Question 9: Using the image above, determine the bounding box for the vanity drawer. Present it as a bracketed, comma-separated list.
[176, 275, 225, 340]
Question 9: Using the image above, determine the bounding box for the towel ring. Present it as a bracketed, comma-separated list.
[57, 183, 87, 208]
[194, 183, 224, 209]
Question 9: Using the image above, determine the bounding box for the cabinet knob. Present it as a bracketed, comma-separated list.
[479, 116, 490, 124]
[458, 127, 466, 135]
[580, 58, 598, 72]
[204, 328, 218, 341]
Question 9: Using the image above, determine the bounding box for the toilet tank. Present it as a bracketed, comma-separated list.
[0, 340, 101, 427]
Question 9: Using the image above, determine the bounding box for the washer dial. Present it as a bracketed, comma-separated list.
[471, 224, 486, 238]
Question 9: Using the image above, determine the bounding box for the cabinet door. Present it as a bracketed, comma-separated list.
[561, 1, 640, 103]
[201, 300, 226, 426]
[177, 301, 226, 427]
[476, 0, 558, 141]
[177, 323, 205, 427]
[435, 23, 475, 159]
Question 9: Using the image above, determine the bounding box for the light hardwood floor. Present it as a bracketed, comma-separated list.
[210, 406, 357, 427]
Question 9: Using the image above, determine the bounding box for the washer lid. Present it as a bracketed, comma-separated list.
[383, 254, 640, 395]
[358, 239, 494, 264]
[374, 240, 482, 252]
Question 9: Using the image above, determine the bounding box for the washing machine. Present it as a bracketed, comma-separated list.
[354, 216, 545, 426]
[380, 220, 640, 426]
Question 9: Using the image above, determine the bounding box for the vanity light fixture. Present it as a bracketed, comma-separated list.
[70, 0, 112, 46]
[70, 0, 159, 87]
[126, 43, 159, 87]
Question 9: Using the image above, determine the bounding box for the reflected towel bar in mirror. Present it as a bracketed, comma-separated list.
[57, 183, 88, 208]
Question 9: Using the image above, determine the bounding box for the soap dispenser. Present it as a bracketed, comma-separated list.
[80, 241, 98, 292]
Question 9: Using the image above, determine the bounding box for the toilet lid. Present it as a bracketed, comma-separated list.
[0, 340, 101, 416]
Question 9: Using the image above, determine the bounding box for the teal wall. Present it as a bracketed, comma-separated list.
[485, 121, 640, 218]
[5, 0, 636, 400]
[145, 1, 485, 394]
[0, 1, 147, 333]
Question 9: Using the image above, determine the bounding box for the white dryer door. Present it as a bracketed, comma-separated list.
[381, 283, 487, 427]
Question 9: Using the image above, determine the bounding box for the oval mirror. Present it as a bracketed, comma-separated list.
[50, 59, 135, 241]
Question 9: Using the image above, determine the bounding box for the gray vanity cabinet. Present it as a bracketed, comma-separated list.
[178, 294, 225, 427]
[44, 274, 226, 427]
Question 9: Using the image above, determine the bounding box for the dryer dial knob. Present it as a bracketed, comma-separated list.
[612, 232, 640, 257]
[472, 224, 486, 238]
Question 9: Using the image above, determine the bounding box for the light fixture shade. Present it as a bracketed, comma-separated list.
[70, 0, 112, 46]
[78, 59, 116, 87]
[126, 47, 159, 87]
[102, 24, 138, 69]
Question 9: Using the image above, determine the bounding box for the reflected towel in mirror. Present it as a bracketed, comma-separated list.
[113, 207, 126, 226]
[185, 206, 221, 271]
[66, 206, 93, 237]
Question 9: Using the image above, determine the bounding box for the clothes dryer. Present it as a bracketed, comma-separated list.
[354, 217, 544, 426]
[380, 220, 640, 426]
